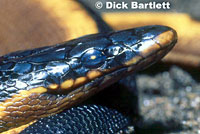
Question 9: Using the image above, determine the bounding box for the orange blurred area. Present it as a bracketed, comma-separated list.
[0, 0, 98, 55]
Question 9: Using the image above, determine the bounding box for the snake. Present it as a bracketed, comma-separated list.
[0, 1, 177, 134]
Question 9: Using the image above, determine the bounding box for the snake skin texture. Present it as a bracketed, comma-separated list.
[20, 105, 135, 134]
[0, 25, 177, 132]
[0, 25, 175, 99]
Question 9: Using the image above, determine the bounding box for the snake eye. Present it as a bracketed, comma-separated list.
[81, 49, 106, 68]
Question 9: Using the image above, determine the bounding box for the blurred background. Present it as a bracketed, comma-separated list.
[88, 0, 200, 16]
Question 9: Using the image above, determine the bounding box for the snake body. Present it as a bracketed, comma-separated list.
[21, 104, 134, 134]
[0, 25, 177, 133]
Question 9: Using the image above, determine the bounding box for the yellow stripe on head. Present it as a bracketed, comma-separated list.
[48, 84, 59, 90]
[154, 30, 175, 48]
[60, 79, 74, 90]
[124, 56, 143, 66]
[87, 70, 103, 80]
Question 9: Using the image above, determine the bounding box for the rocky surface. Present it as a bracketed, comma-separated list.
[136, 65, 200, 134]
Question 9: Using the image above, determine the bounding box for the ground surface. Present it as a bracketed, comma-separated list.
[136, 64, 200, 134]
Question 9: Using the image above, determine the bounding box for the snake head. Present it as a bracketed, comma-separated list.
[60, 25, 177, 92]
[0, 25, 177, 133]
[104, 25, 177, 71]
[74, 25, 177, 77]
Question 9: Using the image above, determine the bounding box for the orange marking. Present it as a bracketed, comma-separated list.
[140, 43, 161, 58]
[24, 87, 47, 94]
[12, 96, 24, 103]
[124, 56, 143, 66]
[60, 79, 74, 90]
[155, 30, 175, 48]
[0, 81, 101, 133]
[2, 102, 13, 108]
[0, 86, 48, 132]
[6, 106, 17, 112]
[1, 120, 36, 134]
[14, 87, 47, 98]
[4, 98, 13, 103]
[74, 77, 87, 87]
[48, 84, 59, 90]
[40, 100, 50, 106]
[19, 105, 31, 112]
[87, 70, 102, 80]
[0, 106, 6, 111]
[12, 102, 23, 107]
[0, 111, 7, 118]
